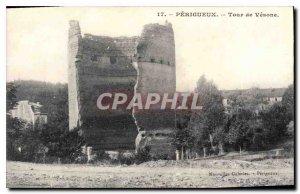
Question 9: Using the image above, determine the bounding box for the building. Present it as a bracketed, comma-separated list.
[10, 100, 47, 127]
[68, 20, 176, 156]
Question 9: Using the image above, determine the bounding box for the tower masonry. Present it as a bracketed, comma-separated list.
[68, 20, 176, 157]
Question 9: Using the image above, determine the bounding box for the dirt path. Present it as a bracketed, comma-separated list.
[6, 159, 294, 188]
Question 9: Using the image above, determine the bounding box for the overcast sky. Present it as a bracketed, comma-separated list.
[7, 7, 293, 91]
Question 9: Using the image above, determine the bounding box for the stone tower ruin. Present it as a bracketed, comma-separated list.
[68, 20, 176, 156]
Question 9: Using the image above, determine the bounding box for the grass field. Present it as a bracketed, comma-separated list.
[6, 158, 294, 188]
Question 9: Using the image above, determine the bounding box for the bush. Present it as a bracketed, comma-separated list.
[94, 150, 110, 161]
[208, 146, 219, 156]
[152, 153, 169, 161]
[74, 153, 88, 164]
[14, 127, 45, 162]
[39, 126, 85, 163]
[85, 150, 110, 164]
[135, 146, 151, 164]
[118, 151, 135, 165]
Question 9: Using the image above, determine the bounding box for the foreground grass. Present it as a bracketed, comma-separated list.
[6, 158, 294, 188]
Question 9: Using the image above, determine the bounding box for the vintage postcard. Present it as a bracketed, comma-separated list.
[6, 7, 294, 188]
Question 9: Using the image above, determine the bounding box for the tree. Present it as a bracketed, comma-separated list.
[225, 110, 253, 153]
[172, 127, 195, 159]
[39, 124, 85, 163]
[282, 84, 294, 121]
[188, 75, 225, 154]
[50, 86, 69, 130]
[227, 87, 266, 114]
[14, 124, 45, 162]
[286, 121, 294, 137]
[246, 119, 269, 151]
[6, 82, 25, 160]
[6, 82, 18, 112]
[33, 83, 75, 162]
[261, 103, 290, 145]
[6, 116, 26, 160]
[212, 126, 226, 155]
[59, 127, 85, 162]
